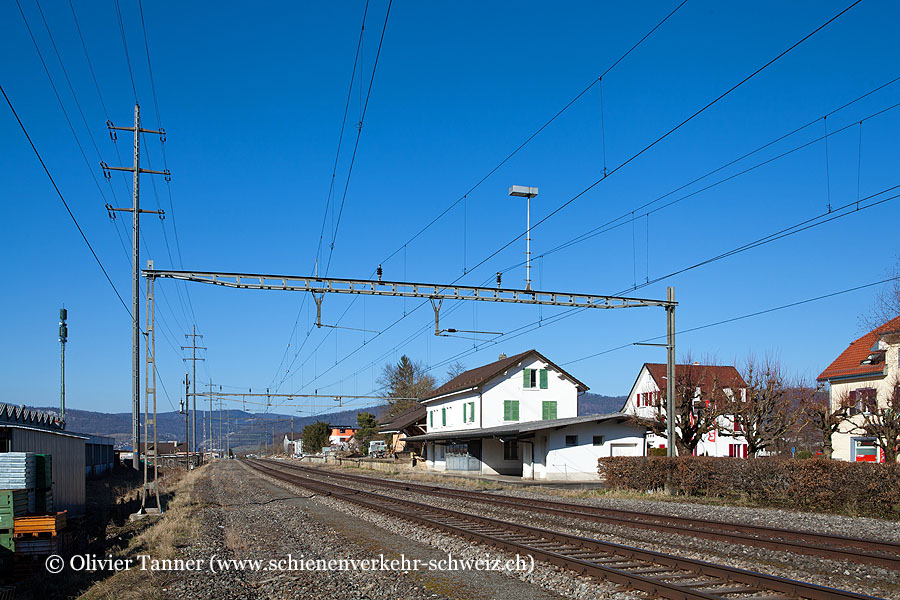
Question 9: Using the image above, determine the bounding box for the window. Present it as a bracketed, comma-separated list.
[733, 415, 743, 432]
[848, 388, 877, 415]
[565, 435, 578, 446]
[592, 435, 604, 446]
[503, 400, 519, 421]
[542, 401, 557, 420]
[468, 401, 475, 423]
[462, 403, 468, 423]
[853, 438, 878, 462]
[503, 440, 518, 460]
[442, 407, 447, 426]
[523, 368, 549, 389]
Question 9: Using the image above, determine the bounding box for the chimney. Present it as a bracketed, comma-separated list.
[498, 353, 507, 360]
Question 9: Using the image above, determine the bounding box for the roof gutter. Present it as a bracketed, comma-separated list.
[421, 386, 479, 405]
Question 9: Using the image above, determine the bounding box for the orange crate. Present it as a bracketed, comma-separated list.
[13, 511, 65, 535]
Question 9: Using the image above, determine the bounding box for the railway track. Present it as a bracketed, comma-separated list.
[261, 460, 900, 570]
[245, 458, 885, 600]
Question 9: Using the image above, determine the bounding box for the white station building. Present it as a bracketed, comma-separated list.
[404, 350, 646, 480]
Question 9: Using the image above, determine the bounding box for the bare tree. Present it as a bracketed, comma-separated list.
[378, 355, 435, 417]
[729, 357, 796, 457]
[643, 357, 730, 456]
[445, 361, 467, 383]
[799, 386, 851, 459]
[847, 375, 900, 463]
[861, 259, 900, 330]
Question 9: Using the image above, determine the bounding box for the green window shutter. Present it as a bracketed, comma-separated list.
[511, 400, 519, 421]
[542, 401, 556, 420]
[523, 369, 531, 388]
[442, 408, 446, 426]
[539, 369, 548, 389]
[429, 411, 433, 428]
[464, 403, 469, 423]
[503, 400, 511, 421]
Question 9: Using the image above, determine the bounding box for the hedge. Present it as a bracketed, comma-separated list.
[598, 456, 900, 518]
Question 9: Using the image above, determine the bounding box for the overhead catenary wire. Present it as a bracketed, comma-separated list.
[562, 275, 900, 367]
[277, 1, 863, 402]
[324, 0, 392, 275]
[491, 95, 900, 276]
[454, 0, 864, 285]
[269, 0, 372, 392]
[271, 0, 690, 394]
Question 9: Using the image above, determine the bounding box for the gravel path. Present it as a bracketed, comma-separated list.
[163, 460, 575, 599]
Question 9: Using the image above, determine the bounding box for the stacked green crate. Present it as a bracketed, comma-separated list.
[34, 455, 51, 515]
[0, 490, 13, 572]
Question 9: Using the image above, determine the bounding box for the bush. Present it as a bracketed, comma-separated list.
[598, 456, 900, 518]
[795, 450, 814, 459]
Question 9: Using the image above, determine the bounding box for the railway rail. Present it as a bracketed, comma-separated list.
[261, 459, 900, 570]
[244, 458, 885, 600]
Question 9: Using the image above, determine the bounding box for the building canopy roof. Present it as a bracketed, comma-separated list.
[423, 349, 588, 402]
[403, 413, 636, 443]
[817, 314, 900, 382]
[378, 403, 425, 433]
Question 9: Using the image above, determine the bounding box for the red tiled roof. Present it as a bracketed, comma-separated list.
[424, 349, 588, 401]
[644, 363, 746, 393]
[817, 315, 900, 382]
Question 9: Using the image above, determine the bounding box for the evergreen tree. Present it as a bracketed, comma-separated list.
[378, 355, 435, 417]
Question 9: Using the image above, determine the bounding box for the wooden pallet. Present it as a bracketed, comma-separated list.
[13, 511, 65, 535]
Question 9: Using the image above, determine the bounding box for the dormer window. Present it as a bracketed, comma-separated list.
[523, 368, 548, 389]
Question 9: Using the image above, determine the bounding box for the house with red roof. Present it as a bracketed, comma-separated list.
[817, 315, 900, 462]
[623, 362, 749, 457]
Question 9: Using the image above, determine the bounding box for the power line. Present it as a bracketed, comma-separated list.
[113, 0, 138, 102]
[493, 94, 900, 275]
[376, 0, 689, 268]
[563, 276, 900, 367]
[325, 0, 393, 275]
[136, 0, 199, 331]
[1, 82, 131, 317]
[457, 0, 863, 283]
[270, 1, 372, 391]
[272, 1, 689, 390]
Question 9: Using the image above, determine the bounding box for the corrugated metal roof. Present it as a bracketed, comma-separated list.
[0, 404, 65, 431]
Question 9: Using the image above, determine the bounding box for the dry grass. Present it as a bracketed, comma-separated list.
[77, 466, 207, 600]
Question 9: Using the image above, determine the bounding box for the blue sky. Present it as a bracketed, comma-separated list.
[2, 0, 899, 418]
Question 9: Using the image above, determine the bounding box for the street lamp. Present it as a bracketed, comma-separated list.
[509, 185, 538, 290]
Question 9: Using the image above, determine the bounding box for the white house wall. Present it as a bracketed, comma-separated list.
[623, 365, 749, 457]
[481, 438, 521, 476]
[539, 421, 644, 481]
